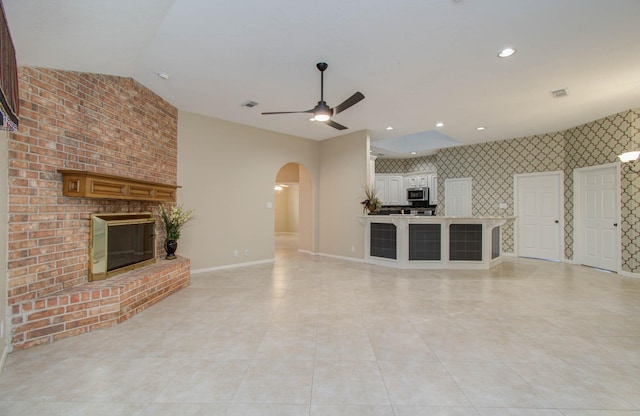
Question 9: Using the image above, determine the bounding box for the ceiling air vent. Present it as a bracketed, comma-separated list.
[550, 88, 569, 99]
[242, 100, 258, 108]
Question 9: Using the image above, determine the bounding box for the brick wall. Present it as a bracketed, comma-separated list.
[7, 68, 179, 346]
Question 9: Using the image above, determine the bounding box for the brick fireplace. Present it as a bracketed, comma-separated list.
[7, 68, 190, 349]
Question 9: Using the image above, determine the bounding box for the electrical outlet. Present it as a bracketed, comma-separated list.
[351, 245, 355, 252]
[233, 250, 238, 257]
[0, 321, 3, 339]
[244, 249, 249, 256]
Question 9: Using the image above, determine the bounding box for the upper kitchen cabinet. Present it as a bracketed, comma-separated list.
[430, 174, 438, 204]
[375, 175, 405, 205]
[405, 174, 430, 189]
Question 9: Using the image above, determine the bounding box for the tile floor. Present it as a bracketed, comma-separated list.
[1, 235, 639, 415]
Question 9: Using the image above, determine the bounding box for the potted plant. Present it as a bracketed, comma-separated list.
[361, 185, 382, 214]
[158, 204, 195, 259]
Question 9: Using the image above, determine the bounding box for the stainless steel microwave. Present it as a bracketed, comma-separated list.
[407, 187, 429, 201]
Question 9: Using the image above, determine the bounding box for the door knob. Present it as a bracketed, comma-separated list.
[614, 223, 618, 227]
[554, 220, 559, 223]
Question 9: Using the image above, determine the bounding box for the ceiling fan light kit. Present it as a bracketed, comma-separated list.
[262, 62, 365, 130]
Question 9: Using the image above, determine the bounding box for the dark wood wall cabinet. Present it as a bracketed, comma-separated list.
[58, 169, 179, 202]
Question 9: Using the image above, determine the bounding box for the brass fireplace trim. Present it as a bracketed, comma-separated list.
[89, 212, 157, 281]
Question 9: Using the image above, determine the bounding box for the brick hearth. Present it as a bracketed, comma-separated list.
[11, 257, 190, 350]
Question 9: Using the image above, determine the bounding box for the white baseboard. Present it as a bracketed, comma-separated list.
[502, 252, 515, 257]
[619, 270, 640, 279]
[316, 252, 366, 263]
[191, 258, 275, 274]
[297, 249, 318, 256]
[275, 232, 298, 236]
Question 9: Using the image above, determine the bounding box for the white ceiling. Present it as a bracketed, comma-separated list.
[5, 0, 640, 157]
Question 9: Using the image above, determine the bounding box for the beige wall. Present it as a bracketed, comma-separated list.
[177, 111, 321, 270]
[1, 130, 8, 364]
[298, 165, 315, 253]
[318, 130, 370, 259]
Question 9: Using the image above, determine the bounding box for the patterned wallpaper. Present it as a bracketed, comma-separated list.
[436, 133, 565, 254]
[375, 108, 640, 273]
[376, 155, 437, 174]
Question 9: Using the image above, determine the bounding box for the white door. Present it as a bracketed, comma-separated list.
[444, 178, 472, 216]
[516, 172, 563, 261]
[578, 165, 619, 271]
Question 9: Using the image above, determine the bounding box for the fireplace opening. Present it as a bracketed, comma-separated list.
[90, 212, 156, 281]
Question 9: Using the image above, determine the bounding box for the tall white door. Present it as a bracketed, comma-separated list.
[579, 165, 619, 271]
[444, 178, 472, 216]
[516, 172, 562, 260]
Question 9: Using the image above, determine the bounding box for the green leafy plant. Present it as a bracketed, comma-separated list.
[361, 184, 382, 213]
[159, 204, 195, 240]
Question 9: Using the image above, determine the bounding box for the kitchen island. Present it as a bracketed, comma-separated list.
[358, 215, 515, 269]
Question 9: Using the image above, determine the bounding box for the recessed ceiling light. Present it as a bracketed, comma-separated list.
[476, 126, 486, 131]
[435, 122, 444, 127]
[386, 126, 394, 130]
[497, 47, 516, 58]
[156, 71, 172, 80]
[411, 152, 417, 155]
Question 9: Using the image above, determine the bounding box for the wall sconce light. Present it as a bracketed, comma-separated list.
[618, 150, 640, 173]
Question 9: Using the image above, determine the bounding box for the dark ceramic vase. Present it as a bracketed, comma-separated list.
[165, 239, 178, 260]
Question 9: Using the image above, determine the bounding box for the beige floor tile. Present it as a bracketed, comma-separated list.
[141, 403, 228, 416]
[1, 235, 639, 414]
[509, 362, 636, 410]
[393, 406, 480, 415]
[315, 327, 376, 361]
[224, 403, 310, 415]
[154, 359, 250, 403]
[378, 360, 471, 406]
[475, 409, 563, 415]
[368, 328, 440, 361]
[310, 404, 395, 415]
[233, 359, 314, 404]
[311, 360, 390, 405]
[444, 362, 553, 408]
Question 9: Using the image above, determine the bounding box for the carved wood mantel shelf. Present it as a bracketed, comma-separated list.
[58, 169, 180, 202]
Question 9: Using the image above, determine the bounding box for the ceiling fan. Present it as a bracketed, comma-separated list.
[261, 62, 365, 130]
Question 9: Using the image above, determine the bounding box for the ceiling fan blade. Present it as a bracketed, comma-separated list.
[261, 109, 313, 115]
[333, 92, 365, 115]
[325, 119, 348, 130]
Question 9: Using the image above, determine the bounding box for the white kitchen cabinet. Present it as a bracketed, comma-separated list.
[375, 175, 405, 205]
[405, 174, 430, 189]
[369, 155, 377, 187]
[430, 174, 438, 204]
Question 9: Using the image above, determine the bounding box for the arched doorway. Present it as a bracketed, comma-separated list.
[274, 162, 315, 254]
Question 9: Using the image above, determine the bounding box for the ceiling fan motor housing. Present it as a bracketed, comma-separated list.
[261, 61, 364, 130]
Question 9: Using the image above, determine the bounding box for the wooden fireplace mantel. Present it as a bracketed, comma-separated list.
[58, 169, 180, 202]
